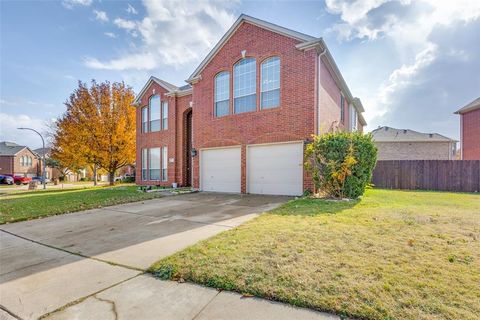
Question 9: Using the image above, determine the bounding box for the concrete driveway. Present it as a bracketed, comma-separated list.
[0, 192, 290, 319]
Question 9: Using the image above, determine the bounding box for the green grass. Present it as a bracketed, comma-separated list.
[150, 189, 480, 320]
[0, 185, 163, 224]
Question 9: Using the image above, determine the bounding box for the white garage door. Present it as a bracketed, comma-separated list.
[200, 147, 241, 193]
[247, 142, 304, 196]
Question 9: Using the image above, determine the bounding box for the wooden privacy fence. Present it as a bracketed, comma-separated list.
[372, 160, 480, 192]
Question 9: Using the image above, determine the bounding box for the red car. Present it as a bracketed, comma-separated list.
[5, 174, 32, 185]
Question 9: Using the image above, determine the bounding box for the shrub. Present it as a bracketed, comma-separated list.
[305, 132, 377, 199]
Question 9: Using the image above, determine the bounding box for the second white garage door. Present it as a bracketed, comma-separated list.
[200, 147, 241, 193]
[247, 142, 304, 196]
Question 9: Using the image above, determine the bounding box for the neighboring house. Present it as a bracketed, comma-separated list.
[371, 126, 457, 160]
[134, 14, 366, 196]
[454, 97, 480, 160]
[33, 147, 80, 181]
[0, 141, 40, 177]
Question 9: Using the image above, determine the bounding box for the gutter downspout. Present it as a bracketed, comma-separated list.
[317, 48, 327, 135]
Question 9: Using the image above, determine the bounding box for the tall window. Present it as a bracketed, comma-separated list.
[149, 148, 160, 180]
[20, 156, 25, 166]
[340, 94, 345, 123]
[141, 149, 148, 180]
[162, 147, 168, 181]
[141, 107, 148, 133]
[234, 58, 256, 114]
[149, 95, 161, 132]
[350, 105, 357, 131]
[261, 57, 280, 109]
[28, 156, 32, 166]
[161, 101, 168, 129]
[214, 72, 230, 117]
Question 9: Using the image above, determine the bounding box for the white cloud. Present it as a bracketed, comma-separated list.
[93, 9, 108, 22]
[104, 32, 117, 38]
[0, 113, 50, 148]
[86, 0, 238, 71]
[114, 17, 136, 30]
[325, 0, 480, 127]
[62, 0, 93, 9]
[127, 3, 138, 15]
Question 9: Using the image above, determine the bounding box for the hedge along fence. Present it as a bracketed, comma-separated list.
[372, 160, 480, 192]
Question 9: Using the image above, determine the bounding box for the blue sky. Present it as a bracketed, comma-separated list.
[1, 0, 479, 148]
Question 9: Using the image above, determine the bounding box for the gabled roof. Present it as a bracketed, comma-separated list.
[187, 14, 316, 83]
[454, 97, 480, 114]
[371, 126, 456, 142]
[0, 141, 31, 156]
[34, 147, 51, 156]
[133, 76, 179, 105]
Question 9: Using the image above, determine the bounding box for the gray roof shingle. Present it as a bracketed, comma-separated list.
[371, 126, 456, 142]
[0, 141, 27, 156]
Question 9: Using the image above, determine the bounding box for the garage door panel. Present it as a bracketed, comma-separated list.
[247, 142, 303, 196]
[201, 147, 241, 193]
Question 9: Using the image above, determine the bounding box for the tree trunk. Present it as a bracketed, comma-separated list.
[109, 171, 115, 186]
[93, 165, 97, 186]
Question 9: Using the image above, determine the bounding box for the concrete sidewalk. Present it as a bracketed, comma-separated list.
[45, 274, 339, 320]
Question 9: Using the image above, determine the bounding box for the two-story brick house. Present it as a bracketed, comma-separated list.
[0, 141, 40, 177]
[134, 15, 366, 196]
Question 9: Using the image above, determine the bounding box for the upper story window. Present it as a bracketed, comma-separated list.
[161, 101, 168, 130]
[141, 107, 148, 133]
[234, 57, 256, 114]
[340, 94, 345, 123]
[149, 95, 161, 132]
[214, 71, 230, 117]
[350, 105, 358, 131]
[20, 156, 25, 166]
[260, 57, 280, 109]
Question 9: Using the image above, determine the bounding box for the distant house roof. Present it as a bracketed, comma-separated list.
[454, 97, 480, 114]
[33, 147, 51, 157]
[0, 141, 27, 156]
[371, 126, 456, 142]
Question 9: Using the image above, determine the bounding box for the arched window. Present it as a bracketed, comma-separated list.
[20, 156, 25, 166]
[260, 57, 280, 109]
[233, 58, 256, 114]
[149, 95, 161, 132]
[214, 71, 230, 117]
[28, 156, 32, 166]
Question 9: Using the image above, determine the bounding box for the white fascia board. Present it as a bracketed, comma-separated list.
[133, 76, 179, 105]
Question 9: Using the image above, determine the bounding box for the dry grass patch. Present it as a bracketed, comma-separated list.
[150, 189, 480, 320]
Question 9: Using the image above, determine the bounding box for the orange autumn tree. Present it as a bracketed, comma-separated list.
[53, 80, 136, 185]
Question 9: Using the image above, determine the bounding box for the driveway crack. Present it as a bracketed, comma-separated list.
[93, 295, 118, 320]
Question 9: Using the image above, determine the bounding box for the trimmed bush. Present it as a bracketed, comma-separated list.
[305, 132, 377, 199]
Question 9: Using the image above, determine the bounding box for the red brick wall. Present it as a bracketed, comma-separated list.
[319, 58, 351, 133]
[462, 108, 480, 160]
[0, 149, 39, 176]
[191, 22, 317, 192]
[135, 81, 192, 186]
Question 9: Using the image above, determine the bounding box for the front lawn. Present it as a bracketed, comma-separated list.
[0, 185, 163, 224]
[150, 189, 480, 320]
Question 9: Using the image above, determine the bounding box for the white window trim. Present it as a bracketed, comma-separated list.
[260, 56, 281, 109]
[233, 58, 257, 114]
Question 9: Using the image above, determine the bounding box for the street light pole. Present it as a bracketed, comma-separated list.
[17, 127, 46, 190]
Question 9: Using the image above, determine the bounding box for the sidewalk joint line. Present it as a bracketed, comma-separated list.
[0, 229, 144, 272]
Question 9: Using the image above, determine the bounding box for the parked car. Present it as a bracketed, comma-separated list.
[5, 174, 32, 185]
[0, 175, 14, 185]
[32, 176, 51, 184]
